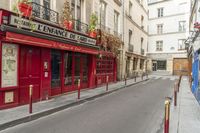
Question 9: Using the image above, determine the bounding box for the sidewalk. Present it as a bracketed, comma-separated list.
[0, 76, 148, 131]
[170, 76, 200, 133]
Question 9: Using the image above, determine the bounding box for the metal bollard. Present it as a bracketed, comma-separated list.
[77, 79, 81, 99]
[135, 76, 136, 82]
[141, 74, 143, 80]
[174, 83, 177, 106]
[29, 85, 33, 114]
[106, 76, 109, 91]
[146, 73, 148, 79]
[164, 97, 171, 133]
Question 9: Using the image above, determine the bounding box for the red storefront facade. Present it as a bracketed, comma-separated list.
[0, 9, 117, 109]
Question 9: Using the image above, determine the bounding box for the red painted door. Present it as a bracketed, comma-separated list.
[19, 46, 41, 104]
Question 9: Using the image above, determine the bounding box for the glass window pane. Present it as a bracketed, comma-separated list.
[74, 53, 81, 85]
[64, 52, 73, 86]
[51, 50, 61, 88]
[82, 55, 88, 83]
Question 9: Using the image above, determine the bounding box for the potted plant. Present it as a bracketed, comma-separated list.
[89, 13, 98, 38]
[18, 0, 32, 17]
[62, 0, 73, 30]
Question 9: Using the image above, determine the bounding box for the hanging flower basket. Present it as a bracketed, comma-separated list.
[194, 22, 200, 29]
[18, 2, 32, 17]
[89, 31, 97, 38]
[63, 20, 73, 30]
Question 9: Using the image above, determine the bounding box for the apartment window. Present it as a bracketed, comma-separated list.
[100, 1, 107, 26]
[178, 39, 186, 50]
[140, 0, 143, 6]
[141, 15, 144, 29]
[114, 11, 119, 32]
[158, 8, 163, 17]
[71, 0, 82, 20]
[141, 37, 144, 48]
[179, 21, 186, 32]
[157, 24, 163, 34]
[129, 1, 133, 18]
[129, 30, 132, 44]
[156, 41, 163, 51]
[43, 0, 51, 20]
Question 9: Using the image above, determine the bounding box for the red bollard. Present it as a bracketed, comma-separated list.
[164, 98, 171, 133]
[174, 84, 177, 106]
[77, 79, 81, 99]
[29, 85, 33, 114]
[106, 76, 109, 91]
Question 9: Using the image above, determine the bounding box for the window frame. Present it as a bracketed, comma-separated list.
[157, 8, 164, 17]
[178, 39, 186, 50]
[156, 41, 163, 51]
[179, 21, 186, 32]
[157, 24, 163, 34]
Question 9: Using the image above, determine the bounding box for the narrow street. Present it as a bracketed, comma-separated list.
[1, 77, 175, 133]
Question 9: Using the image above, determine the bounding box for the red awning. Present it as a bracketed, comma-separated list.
[5, 32, 99, 55]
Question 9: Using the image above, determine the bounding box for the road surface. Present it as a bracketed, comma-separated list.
[1, 76, 175, 133]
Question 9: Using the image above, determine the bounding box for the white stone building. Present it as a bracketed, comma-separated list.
[122, 0, 149, 78]
[147, 0, 190, 75]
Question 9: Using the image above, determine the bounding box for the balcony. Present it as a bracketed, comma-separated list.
[72, 19, 89, 34]
[141, 48, 145, 55]
[32, 2, 59, 23]
[128, 44, 134, 52]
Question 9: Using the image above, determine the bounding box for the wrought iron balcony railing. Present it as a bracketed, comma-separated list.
[72, 19, 89, 34]
[32, 2, 59, 23]
[128, 44, 134, 52]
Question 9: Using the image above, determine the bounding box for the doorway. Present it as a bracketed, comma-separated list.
[152, 62, 157, 71]
[19, 46, 41, 104]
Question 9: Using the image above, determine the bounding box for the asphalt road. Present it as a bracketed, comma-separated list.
[1, 77, 175, 133]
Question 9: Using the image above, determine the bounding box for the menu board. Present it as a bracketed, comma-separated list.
[1, 43, 18, 87]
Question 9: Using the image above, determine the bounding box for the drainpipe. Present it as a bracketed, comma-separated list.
[120, 0, 125, 80]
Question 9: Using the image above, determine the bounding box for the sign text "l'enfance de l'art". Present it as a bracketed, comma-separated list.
[9, 15, 96, 46]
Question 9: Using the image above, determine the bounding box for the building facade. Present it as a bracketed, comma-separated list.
[122, 0, 148, 79]
[147, 0, 190, 75]
[187, 0, 200, 103]
[0, 0, 119, 109]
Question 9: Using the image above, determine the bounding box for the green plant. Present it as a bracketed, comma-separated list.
[89, 13, 98, 32]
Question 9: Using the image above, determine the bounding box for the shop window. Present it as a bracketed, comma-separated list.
[133, 58, 138, 70]
[96, 56, 114, 74]
[140, 59, 144, 70]
[51, 50, 61, 88]
[157, 60, 166, 70]
[74, 53, 81, 85]
[82, 54, 88, 83]
[64, 52, 73, 86]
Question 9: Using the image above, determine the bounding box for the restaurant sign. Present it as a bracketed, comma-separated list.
[9, 15, 96, 46]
